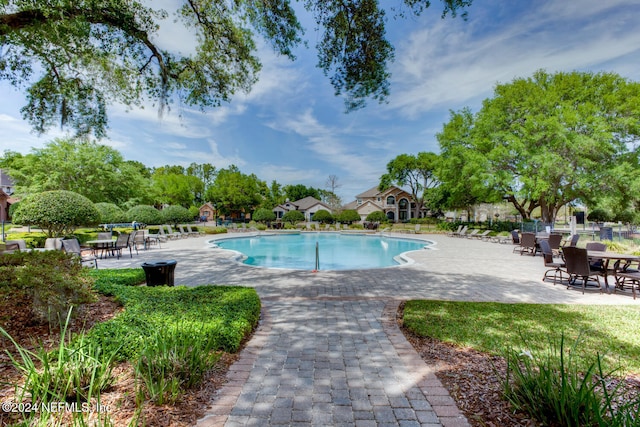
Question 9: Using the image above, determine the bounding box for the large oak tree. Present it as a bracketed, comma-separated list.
[437, 70, 640, 223]
[0, 0, 472, 138]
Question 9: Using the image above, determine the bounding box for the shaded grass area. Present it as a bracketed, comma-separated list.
[88, 269, 261, 361]
[403, 300, 640, 374]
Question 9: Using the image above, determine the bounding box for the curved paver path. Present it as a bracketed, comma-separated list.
[99, 232, 637, 426]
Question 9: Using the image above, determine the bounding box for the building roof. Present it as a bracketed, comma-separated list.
[294, 196, 329, 211]
[355, 186, 382, 199]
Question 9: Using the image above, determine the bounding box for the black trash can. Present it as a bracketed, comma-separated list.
[599, 226, 613, 241]
[141, 260, 177, 286]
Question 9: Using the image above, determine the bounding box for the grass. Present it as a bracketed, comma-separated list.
[402, 300, 640, 374]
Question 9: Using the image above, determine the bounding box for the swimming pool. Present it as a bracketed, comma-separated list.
[211, 233, 432, 270]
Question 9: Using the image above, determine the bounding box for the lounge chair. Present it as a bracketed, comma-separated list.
[447, 225, 463, 237]
[61, 239, 98, 268]
[453, 225, 468, 238]
[165, 224, 183, 239]
[178, 225, 195, 237]
[465, 229, 480, 239]
[470, 230, 491, 240]
[547, 233, 563, 257]
[562, 246, 602, 294]
[186, 224, 204, 236]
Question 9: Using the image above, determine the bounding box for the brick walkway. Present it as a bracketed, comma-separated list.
[99, 232, 636, 426]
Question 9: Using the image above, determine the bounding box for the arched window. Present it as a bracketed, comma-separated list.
[386, 196, 395, 205]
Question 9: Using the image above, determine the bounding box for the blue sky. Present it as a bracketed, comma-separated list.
[1, 0, 639, 202]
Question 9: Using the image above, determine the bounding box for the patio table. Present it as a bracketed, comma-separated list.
[586, 250, 640, 293]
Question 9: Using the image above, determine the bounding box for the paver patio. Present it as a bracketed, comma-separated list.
[98, 232, 637, 426]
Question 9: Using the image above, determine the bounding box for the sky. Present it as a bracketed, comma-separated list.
[1, 0, 639, 203]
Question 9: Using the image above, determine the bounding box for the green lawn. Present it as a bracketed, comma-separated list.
[403, 300, 640, 374]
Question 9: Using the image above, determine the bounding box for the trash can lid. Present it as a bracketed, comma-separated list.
[142, 260, 177, 267]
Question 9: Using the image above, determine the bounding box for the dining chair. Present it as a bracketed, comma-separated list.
[61, 238, 98, 268]
[540, 239, 568, 285]
[562, 246, 602, 294]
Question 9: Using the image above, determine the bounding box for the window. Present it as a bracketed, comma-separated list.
[386, 196, 395, 205]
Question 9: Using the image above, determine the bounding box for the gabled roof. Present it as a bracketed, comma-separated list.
[293, 196, 330, 211]
[199, 202, 216, 211]
[355, 185, 406, 199]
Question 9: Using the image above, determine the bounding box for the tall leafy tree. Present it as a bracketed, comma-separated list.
[151, 166, 204, 208]
[379, 152, 440, 218]
[206, 165, 264, 216]
[284, 184, 321, 201]
[0, 1, 471, 137]
[438, 70, 640, 223]
[0, 138, 148, 205]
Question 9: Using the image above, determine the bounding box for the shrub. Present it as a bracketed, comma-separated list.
[162, 205, 192, 226]
[252, 208, 276, 223]
[125, 205, 163, 225]
[336, 209, 360, 224]
[2, 251, 96, 325]
[95, 202, 126, 224]
[587, 207, 613, 223]
[365, 211, 388, 223]
[282, 210, 305, 224]
[312, 209, 334, 223]
[12, 191, 100, 237]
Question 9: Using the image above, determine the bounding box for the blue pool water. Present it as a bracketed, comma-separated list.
[212, 233, 431, 270]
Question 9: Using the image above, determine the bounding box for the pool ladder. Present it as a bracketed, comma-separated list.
[313, 241, 319, 272]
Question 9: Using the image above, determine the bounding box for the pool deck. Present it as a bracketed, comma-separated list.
[98, 232, 638, 426]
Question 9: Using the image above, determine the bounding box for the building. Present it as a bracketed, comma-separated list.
[343, 186, 426, 222]
[273, 196, 332, 221]
[0, 169, 15, 222]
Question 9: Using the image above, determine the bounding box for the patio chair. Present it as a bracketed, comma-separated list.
[113, 233, 133, 259]
[547, 233, 563, 257]
[3, 239, 29, 253]
[562, 246, 602, 294]
[562, 234, 580, 248]
[585, 242, 607, 271]
[154, 226, 170, 242]
[178, 225, 192, 237]
[539, 239, 568, 285]
[44, 237, 64, 250]
[95, 232, 114, 258]
[510, 230, 522, 252]
[613, 259, 640, 299]
[516, 232, 537, 256]
[61, 238, 98, 268]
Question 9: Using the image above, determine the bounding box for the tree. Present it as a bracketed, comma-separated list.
[162, 205, 192, 226]
[324, 175, 343, 211]
[94, 202, 126, 224]
[284, 184, 320, 202]
[436, 107, 488, 218]
[125, 205, 163, 225]
[379, 152, 440, 218]
[206, 165, 264, 216]
[0, 138, 149, 205]
[282, 210, 305, 224]
[12, 190, 100, 237]
[312, 209, 334, 224]
[253, 208, 276, 223]
[0, 1, 472, 137]
[151, 168, 204, 207]
[438, 70, 640, 223]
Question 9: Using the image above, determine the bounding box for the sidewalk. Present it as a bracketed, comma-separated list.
[98, 233, 636, 426]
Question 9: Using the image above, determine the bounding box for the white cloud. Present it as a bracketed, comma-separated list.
[390, 0, 640, 116]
